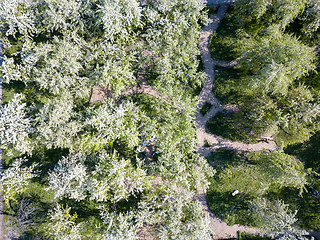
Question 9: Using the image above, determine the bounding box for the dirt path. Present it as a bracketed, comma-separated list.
[195, 5, 275, 239]
[196, 5, 277, 158]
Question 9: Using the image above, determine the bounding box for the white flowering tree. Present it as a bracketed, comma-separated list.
[45, 203, 83, 240]
[136, 181, 213, 239]
[99, 0, 142, 42]
[0, 94, 32, 154]
[0, 158, 38, 205]
[0, 0, 213, 239]
[46, 153, 87, 201]
[82, 99, 140, 151]
[88, 151, 149, 203]
[0, 0, 36, 38]
[142, 0, 207, 96]
[99, 210, 140, 240]
[35, 93, 82, 150]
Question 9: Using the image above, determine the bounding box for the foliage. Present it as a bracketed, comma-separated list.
[99, 0, 142, 42]
[234, 0, 307, 30]
[45, 203, 83, 240]
[0, 0, 36, 38]
[35, 93, 82, 150]
[0, 93, 32, 154]
[249, 151, 309, 195]
[243, 85, 320, 147]
[5, 198, 39, 239]
[300, 0, 320, 36]
[46, 153, 87, 201]
[0, 158, 38, 205]
[88, 151, 149, 203]
[216, 151, 308, 196]
[80, 99, 140, 153]
[206, 151, 310, 227]
[0, 0, 219, 238]
[239, 31, 316, 95]
[249, 198, 310, 240]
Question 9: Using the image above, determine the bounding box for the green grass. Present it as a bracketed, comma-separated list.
[206, 149, 255, 226]
[3, 81, 53, 105]
[206, 110, 259, 143]
[206, 148, 245, 170]
[213, 66, 250, 105]
[238, 232, 271, 240]
[209, 7, 242, 62]
[200, 101, 213, 116]
[206, 186, 254, 226]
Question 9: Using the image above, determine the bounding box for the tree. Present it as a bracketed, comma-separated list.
[250, 151, 309, 195]
[35, 93, 82, 150]
[239, 31, 316, 95]
[45, 203, 83, 240]
[88, 151, 149, 203]
[300, 0, 320, 36]
[99, 0, 142, 42]
[0, 0, 36, 38]
[5, 198, 39, 239]
[235, 0, 307, 30]
[0, 158, 38, 205]
[250, 198, 312, 240]
[0, 94, 32, 154]
[243, 84, 320, 146]
[216, 151, 309, 196]
[46, 153, 87, 201]
[0, 0, 212, 238]
[81, 99, 140, 151]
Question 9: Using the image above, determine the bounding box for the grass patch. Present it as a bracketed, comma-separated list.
[206, 148, 245, 170]
[200, 101, 213, 116]
[213, 66, 249, 105]
[3, 81, 53, 105]
[206, 149, 255, 226]
[209, 7, 242, 62]
[206, 110, 258, 143]
[238, 232, 271, 240]
[206, 186, 254, 226]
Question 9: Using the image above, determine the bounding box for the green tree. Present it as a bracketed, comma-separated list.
[250, 198, 311, 240]
[239, 31, 316, 95]
[235, 0, 307, 30]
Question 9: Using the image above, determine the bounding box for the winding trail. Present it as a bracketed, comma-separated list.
[195, 5, 275, 239]
[195, 5, 276, 158]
